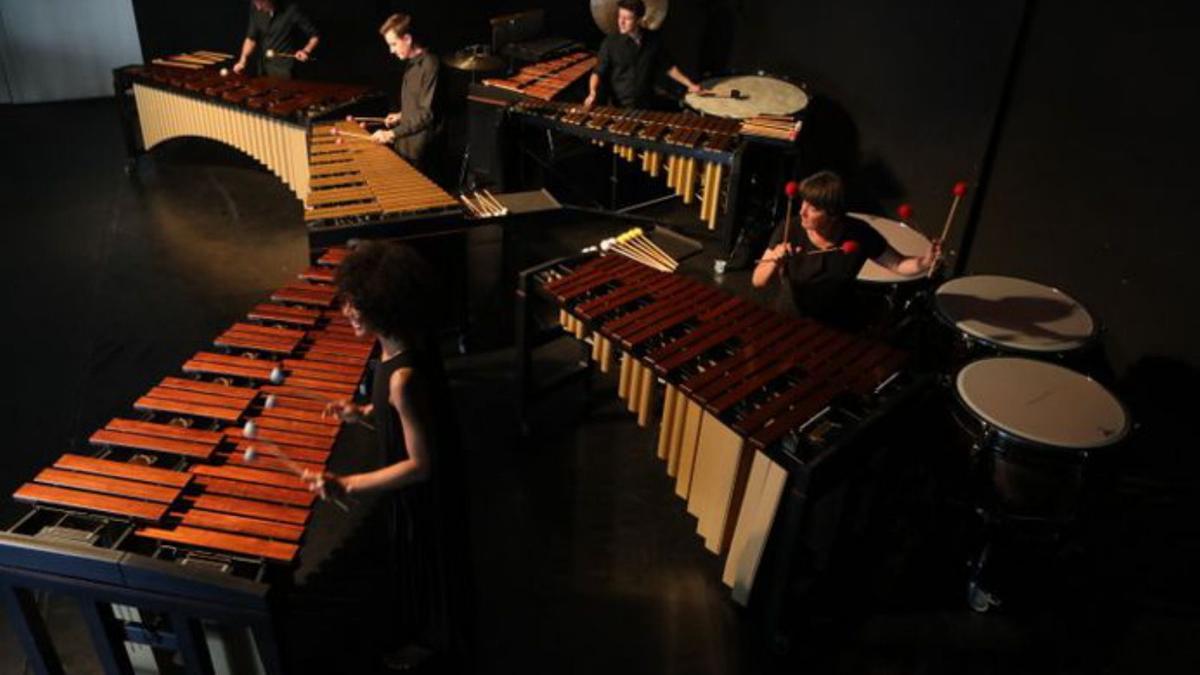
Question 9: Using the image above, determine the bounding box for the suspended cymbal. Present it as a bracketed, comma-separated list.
[590, 0, 668, 35]
[445, 47, 505, 72]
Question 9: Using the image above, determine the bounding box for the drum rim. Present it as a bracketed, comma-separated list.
[684, 69, 811, 118]
[848, 212, 930, 285]
[932, 274, 1098, 352]
[954, 357, 1130, 450]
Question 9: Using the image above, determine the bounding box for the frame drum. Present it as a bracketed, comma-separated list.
[684, 74, 809, 119]
[954, 358, 1128, 516]
[934, 275, 1097, 357]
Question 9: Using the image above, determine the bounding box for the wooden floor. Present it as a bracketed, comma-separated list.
[1, 99, 1197, 675]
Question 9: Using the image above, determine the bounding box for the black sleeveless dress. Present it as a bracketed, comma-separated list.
[371, 342, 472, 659]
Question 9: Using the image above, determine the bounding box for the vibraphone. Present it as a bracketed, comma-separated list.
[304, 121, 462, 242]
[481, 51, 597, 100]
[114, 51, 380, 200]
[509, 99, 741, 231]
[518, 252, 927, 613]
[0, 247, 375, 674]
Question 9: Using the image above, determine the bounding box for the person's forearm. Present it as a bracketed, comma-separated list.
[240, 38, 256, 63]
[751, 260, 780, 287]
[588, 73, 600, 98]
[893, 255, 931, 276]
[344, 458, 429, 494]
[301, 36, 319, 56]
[667, 66, 693, 88]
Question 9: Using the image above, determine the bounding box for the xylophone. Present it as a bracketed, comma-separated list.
[0, 247, 377, 674]
[114, 51, 380, 200]
[481, 51, 597, 100]
[304, 121, 462, 236]
[509, 98, 742, 230]
[524, 251, 926, 608]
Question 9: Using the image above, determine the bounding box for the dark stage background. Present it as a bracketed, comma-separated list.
[128, 0, 1197, 378]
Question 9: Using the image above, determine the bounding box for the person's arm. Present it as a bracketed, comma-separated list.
[292, 9, 320, 61]
[584, 72, 601, 109]
[295, 35, 319, 61]
[585, 40, 611, 109]
[316, 368, 434, 497]
[667, 65, 702, 94]
[233, 37, 256, 73]
[752, 242, 794, 287]
[873, 240, 942, 276]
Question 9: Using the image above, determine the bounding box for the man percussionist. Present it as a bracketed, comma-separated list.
[369, 13, 442, 170]
[584, 0, 704, 110]
[232, 0, 319, 79]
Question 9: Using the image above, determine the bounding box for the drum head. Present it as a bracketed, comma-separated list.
[684, 74, 808, 119]
[850, 212, 931, 284]
[956, 358, 1128, 449]
[934, 275, 1096, 352]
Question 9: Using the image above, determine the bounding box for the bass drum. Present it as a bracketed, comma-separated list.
[952, 358, 1128, 519]
[684, 73, 809, 120]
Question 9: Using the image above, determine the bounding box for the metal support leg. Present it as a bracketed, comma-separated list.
[78, 600, 135, 675]
[171, 613, 216, 675]
[0, 583, 64, 675]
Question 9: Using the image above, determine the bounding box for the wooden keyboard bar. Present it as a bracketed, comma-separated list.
[158, 377, 257, 402]
[134, 396, 244, 423]
[90, 429, 217, 460]
[135, 525, 298, 563]
[177, 509, 304, 542]
[191, 464, 309, 491]
[33, 468, 181, 503]
[191, 492, 311, 524]
[104, 419, 224, 444]
[15, 483, 168, 522]
[54, 455, 192, 488]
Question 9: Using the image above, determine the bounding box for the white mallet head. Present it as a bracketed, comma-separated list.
[242, 419, 258, 439]
[219, 67, 229, 77]
[269, 366, 284, 385]
[266, 49, 276, 59]
[264, 394, 277, 409]
[243, 445, 257, 462]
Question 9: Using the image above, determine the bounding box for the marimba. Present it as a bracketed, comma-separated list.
[304, 121, 461, 234]
[522, 252, 925, 609]
[481, 51, 597, 100]
[0, 248, 376, 674]
[114, 52, 379, 200]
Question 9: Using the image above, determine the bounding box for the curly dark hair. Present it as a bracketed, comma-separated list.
[798, 170, 846, 218]
[334, 241, 435, 341]
[618, 0, 646, 18]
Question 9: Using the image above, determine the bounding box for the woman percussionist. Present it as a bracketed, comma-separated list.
[305, 241, 471, 671]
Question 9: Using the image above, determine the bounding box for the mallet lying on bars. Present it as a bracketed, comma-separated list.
[242, 420, 351, 512]
[267, 367, 376, 431]
[599, 228, 678, 272]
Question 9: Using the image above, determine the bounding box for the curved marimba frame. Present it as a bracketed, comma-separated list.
[134, 82, 313, 199]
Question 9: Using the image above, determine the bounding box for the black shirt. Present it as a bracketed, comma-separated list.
[595, 29, 672, 108]
[391, 51, 442, 165]
[246, 3, 318, 77]
[768, 216, 888, 328]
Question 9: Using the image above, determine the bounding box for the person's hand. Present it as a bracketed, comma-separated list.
[294, 50, 310, 62]
[371, 129, 396, 144]
[323, 399, 363, 423]
[303, 470, 348, 500]
[384, 112, 402, 127]
[765, 242, 796, 263]
[686, 82, 703, 94]
[919, 239, 944, 271]
[232, 60, 246, 74]
[583, 92, 597, 110]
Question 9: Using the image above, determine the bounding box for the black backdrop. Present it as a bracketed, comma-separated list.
[129, 0, 1198, 376]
